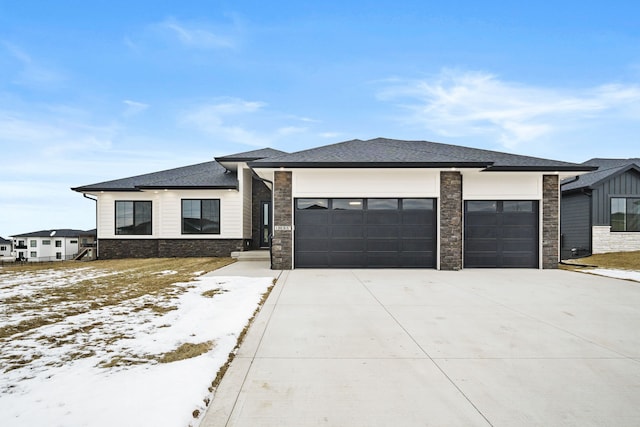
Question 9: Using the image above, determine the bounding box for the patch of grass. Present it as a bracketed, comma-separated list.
[156, 341, 215, 364]
[567, 251, 640, 270]
[201, 288, 226, 298]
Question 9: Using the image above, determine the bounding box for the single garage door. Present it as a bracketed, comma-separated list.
[464, 200, 539, 268]
[295, 198, 436, 268]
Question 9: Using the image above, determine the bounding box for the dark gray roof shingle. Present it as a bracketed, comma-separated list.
[562, 159, 640, 191]
[215, 148, 288, 161]
[249, 138, 592, 171]
[72, 161, 237, 192]
[10, 229, 95, 238]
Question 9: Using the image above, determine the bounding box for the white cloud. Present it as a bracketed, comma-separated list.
[181, 98, 315, 147]
[2, 41, 65, 87]
[377, 69, 640, 148]
[157, 18, 236, 49]
[123, 100, 149, 117]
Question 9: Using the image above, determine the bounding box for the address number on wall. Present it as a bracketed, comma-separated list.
[274, 225, 292, 231]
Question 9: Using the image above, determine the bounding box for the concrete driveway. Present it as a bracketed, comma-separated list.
[201, 268, 640, 427]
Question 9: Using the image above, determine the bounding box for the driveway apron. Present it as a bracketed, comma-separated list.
[201, 268, 640, 427]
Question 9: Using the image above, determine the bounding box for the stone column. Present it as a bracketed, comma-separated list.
[440, 171, 463, 270]
[272, 171, 293, 269]
[542, 175, 560, 269]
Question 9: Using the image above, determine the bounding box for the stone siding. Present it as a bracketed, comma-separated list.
[272, 171, 292, 270]
[542, 175, 560, 269]
[440, 171, 462, 270]
[592, 226, 640, 254]
[98, 239, 246, 259]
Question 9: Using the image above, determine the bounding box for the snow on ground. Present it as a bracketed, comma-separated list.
[587, 268, 640, 282]
[0, 269, 273, 427]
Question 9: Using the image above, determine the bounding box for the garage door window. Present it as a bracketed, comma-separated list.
[503, 201, 534, 212]
[467, 201, 497, 212]
[402, 199, 434, 210]
[368, 198, 399, 210]
[333, 199, 363, 210]
[297, 199, 329, 210]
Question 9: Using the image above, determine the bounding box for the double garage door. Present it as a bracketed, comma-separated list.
[294, 198, 539, 268]
[294, 198, 436, 268]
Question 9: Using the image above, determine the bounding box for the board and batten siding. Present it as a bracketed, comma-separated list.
[96, 189, 243, 239]
[560, 192, 591, 258]
[590, 169, 640, 225]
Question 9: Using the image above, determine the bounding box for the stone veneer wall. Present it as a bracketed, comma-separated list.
[98, 239, 246, 259]
[542, 175, 560, 269]
[271, 171, 292, 269]
[592, 226, 640, 254]
[251, 178, 272, 250]
[440, 171, 462, 270]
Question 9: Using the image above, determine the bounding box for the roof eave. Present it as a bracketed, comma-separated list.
[483, 166, 598, 172]
[248, 161, 492, 169]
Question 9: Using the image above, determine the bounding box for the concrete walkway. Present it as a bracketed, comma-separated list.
[201, 268, 640, 427]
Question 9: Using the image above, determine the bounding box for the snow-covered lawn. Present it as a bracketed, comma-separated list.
[0, 262, 273, 427]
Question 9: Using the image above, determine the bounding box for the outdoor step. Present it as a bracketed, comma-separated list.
[230, 251, 270, 261]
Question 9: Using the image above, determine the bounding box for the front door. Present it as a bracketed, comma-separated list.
[260, 201, 271, 248]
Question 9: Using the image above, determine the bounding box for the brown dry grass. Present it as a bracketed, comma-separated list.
[563, 251, 640, 270]
[0, 258, 234, 339]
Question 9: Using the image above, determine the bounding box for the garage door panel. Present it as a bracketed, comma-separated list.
[367, 239, 400, 251]
[296, 239, 329, 251]
[465, 239, 498, 252]
[502, 226, 537, 238]
[401, 212, 434, 225]
[465, 226, 498, 239]
[367, 226, 399, 238]
[295, 225, 329, 238]
[465, 215, 498, 226]
[295, 198, 436, 268]
[331, 211, 364, 224]
[367, 211, 400, 224]
[502, 214, 537, 226]
[295, 211, 329, 225]
[330, 239, 366, 251]
[400, 239, 434, 251]
[331, 226, 364, 238]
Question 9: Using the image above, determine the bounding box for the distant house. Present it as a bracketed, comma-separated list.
[9, 229, 97, 262]
[0, 236, 12, 258]
[561, 158, 640, 258]
[73, 138, 594, 269]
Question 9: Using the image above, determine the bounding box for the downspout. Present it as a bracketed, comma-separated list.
[83, 193, 98, 259]
[249, 167, 274, 269]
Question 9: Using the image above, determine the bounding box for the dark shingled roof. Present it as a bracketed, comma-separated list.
[562, 158, 640, 192]
[0, 236, 11, 244]
[10, 229, 96, 238]
[215, 147, 288, 162]
[72, 161, 238, 192]
[249, 138, 593, 171]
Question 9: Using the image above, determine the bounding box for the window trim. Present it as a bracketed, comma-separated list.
[115, 200, 153, 236]
[181, 199, 221, 235]
[611, 197, 640, 232]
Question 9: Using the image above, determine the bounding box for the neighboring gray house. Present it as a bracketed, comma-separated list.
[0, 236, 12, 258]
[74, 138, 593, 269]
[561, 158, 640, 259]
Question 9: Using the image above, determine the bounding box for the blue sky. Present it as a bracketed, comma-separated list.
[1, 1, 639, 238]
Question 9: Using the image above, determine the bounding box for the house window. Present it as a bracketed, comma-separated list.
[0, 246, 6, 251]
[182, 199, 220, 234]
[30, 251, 37, 258]
[611, 198, 640, 232]
[43, 240, 51, 245]
[70, 240, 77, 244]
[56, 252, 62, 260]
[55, 240, 62, 247]
[30, 240, 37, 247]
[116, 201, 152, 235]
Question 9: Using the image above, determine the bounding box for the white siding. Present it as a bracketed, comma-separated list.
[293, 169, 440, 197]
[242, 167, 253, 238]
[462, 171, 543, 200]
[96, 189, 243, 239]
